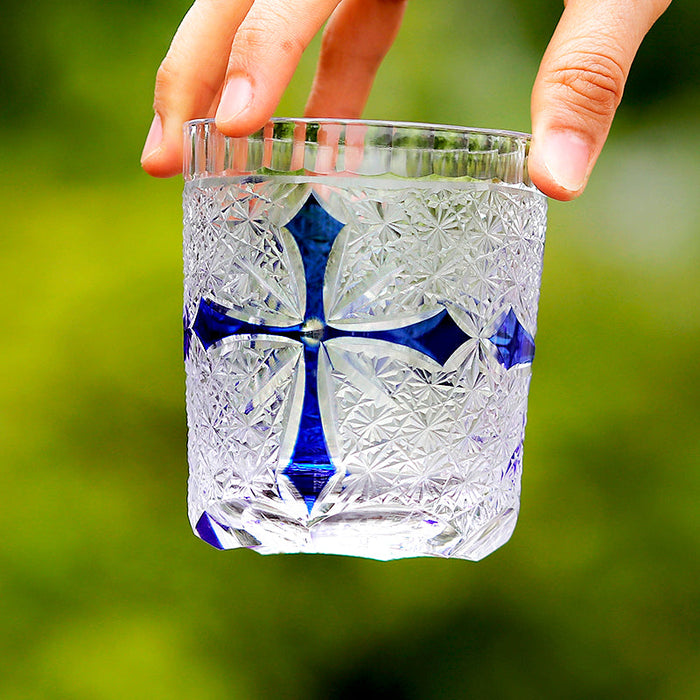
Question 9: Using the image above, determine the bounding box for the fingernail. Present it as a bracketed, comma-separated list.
[216, 76, 253, 124]
[541, 130, 590, 192]
[141, 113, 163, 163]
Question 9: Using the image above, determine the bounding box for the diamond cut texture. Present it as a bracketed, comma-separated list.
[184, 177, 546, 560]
[183, 179, 309, 329]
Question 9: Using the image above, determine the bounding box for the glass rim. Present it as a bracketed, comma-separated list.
[183, 117, 531, 142]
[183, 117, 535, 188]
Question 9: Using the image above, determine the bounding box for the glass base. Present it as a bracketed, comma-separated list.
[194, 501, 519, 561]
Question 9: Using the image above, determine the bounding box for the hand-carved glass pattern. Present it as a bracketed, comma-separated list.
[184, 177, 546, 560]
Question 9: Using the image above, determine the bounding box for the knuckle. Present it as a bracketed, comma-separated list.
[154, 54, 220, 111]
[322, 31, 385, 67]
[154, 57, 178, 96]
[548, 49, 627, 118]
[234, 21, 267, 50]
[236, 14, 304, 58]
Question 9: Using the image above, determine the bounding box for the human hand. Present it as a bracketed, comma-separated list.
[140, 0, 407, 178]
[141, 0, 672, 202]
[528, 0, 672, 200]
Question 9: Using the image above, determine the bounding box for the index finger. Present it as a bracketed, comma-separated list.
[214, 0, 342, 135]
[141, 0, 255, 177]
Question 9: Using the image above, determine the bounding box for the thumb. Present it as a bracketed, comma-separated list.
[529, 0, 671, 200]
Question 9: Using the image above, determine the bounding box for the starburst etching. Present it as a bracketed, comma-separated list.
[184, 179, 546, 559]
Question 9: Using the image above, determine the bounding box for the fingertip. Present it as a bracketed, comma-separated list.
[140, 114, 184, 178]
[215, 76, 253, 126]
[214, 112, 268, 139]
[141, 113, 163, 162]
[529, 129, 591, 201]
[529, 168, 583, 201]
[214, 76, 274, 138]
[141, 153, 183, 178]
[141, 148, 183, 178]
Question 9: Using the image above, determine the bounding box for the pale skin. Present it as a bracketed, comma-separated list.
[141, 0, 672, 201]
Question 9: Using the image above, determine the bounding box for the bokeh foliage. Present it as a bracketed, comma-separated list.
[1, 1, 699, 698]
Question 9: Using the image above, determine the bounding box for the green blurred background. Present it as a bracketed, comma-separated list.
[1, 1, 699, 697]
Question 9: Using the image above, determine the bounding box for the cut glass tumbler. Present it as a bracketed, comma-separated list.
[183, 119, 547, 560]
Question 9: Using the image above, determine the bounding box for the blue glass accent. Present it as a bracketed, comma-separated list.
[283, 463, 336, 513]
[187, 195, 472, 510]
[192, 297, 302, 349]
[282, 191, 344, 507]
[504, 444, 522, 478]
[294, 344, 331, 463]
[195, 512, 226, 549]
[183, 308, 192, 360]
[334, 309, 469, 365]
[285, 195, 344, 322]
[192, 295, 470, 362]
[184, 328, 192, 360]
[488, 309, 535, 369]
[286, 340, 335, 512]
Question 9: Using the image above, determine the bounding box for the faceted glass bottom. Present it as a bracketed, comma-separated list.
[183, 176, 546, 560]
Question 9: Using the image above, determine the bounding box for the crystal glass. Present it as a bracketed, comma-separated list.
[183, 118, 547, 560]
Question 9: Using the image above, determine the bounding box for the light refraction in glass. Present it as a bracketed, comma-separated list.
[184, 177, 546, 560]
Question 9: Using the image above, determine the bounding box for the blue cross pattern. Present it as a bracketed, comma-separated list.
[186, 194, 535, 522]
